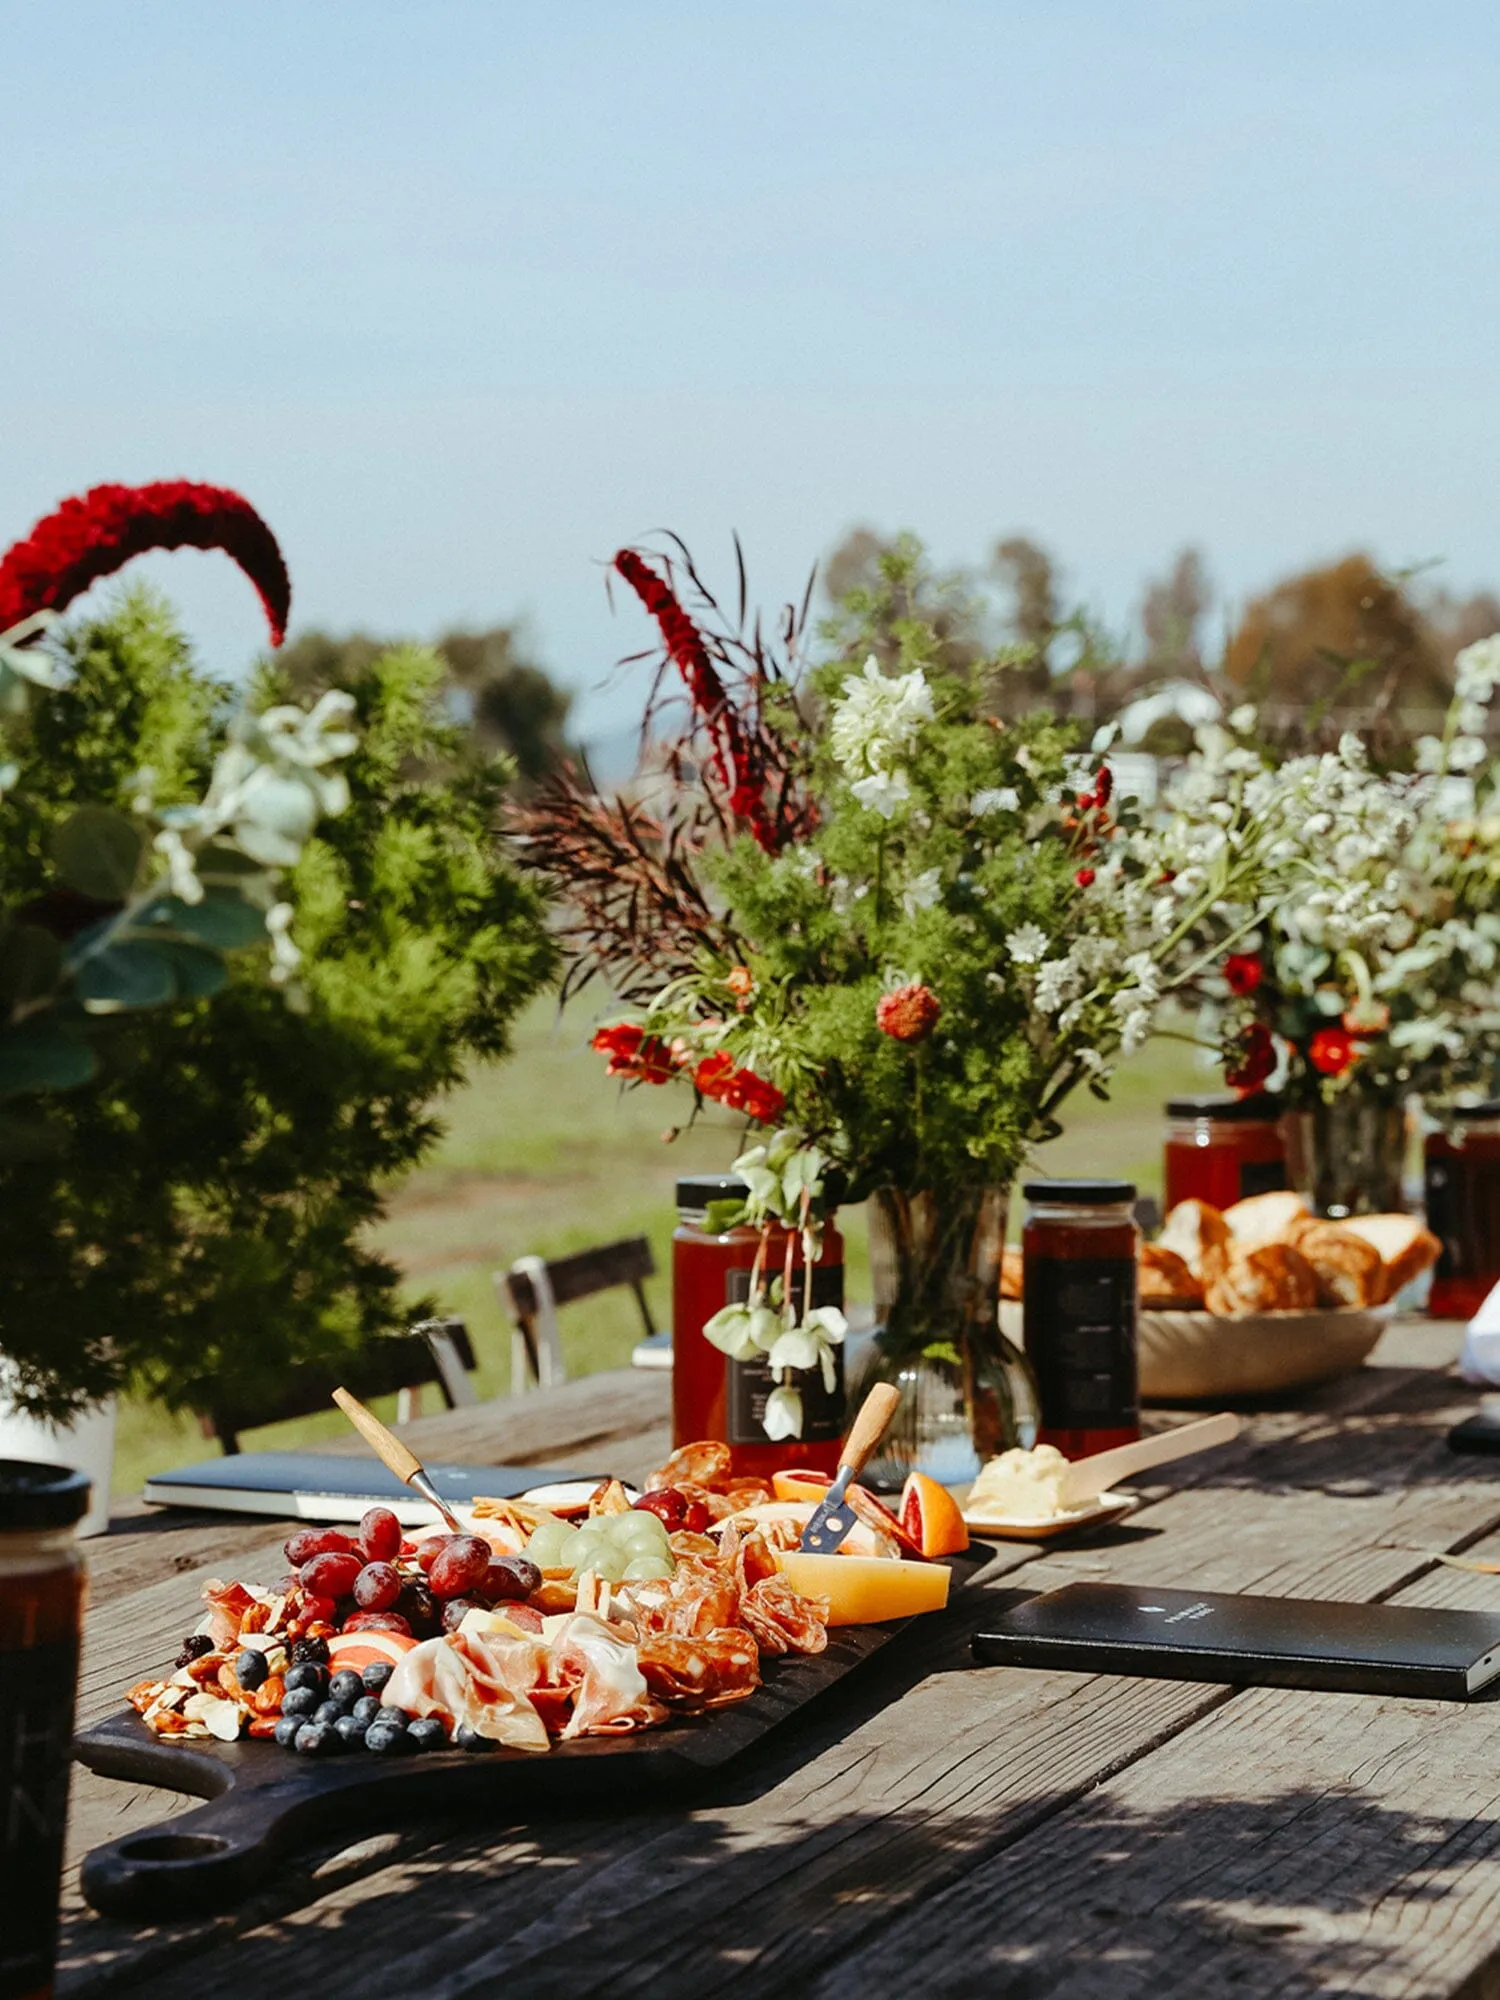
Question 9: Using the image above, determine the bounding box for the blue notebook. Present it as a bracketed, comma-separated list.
[142, 1452, 592, 1525]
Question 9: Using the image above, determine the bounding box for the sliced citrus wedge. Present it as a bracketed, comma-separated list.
[899, 1471, 970, 1557]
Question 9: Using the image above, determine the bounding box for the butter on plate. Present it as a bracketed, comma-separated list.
[965, 1443, 1075, 1523]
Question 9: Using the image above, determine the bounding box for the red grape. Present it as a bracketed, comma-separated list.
[414, 1537, 449, 1574]
[681, 1499, 711, 1534]
[358, 1506, 403, 1563]
[352, 1561, 403, 1612]
[341, 1611, 411, 1636]
[284, 1527, 356, 1566]
[483, 1557, 541, 1602]
[297, 1594, 337, 1627]
[299, 1551, 364, 1599]
[427, 1536, 493, 1599]
[394, 1579, 439, 1637]
[633, 1489, 687, 1531]
[441, 1596, 487, 1633]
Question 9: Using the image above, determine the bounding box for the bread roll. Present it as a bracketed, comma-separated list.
[1000, 1247, 1024, 1302]
[1158, 1198, 1231, 1280]
[1138, 1243, 1203, 1308]
[1223, 1190, 1311, 1249]
[1339, 1214, 1441, 1303]
[1204, 1241, 1319, 1316]
[1288, 1220, 1384, 1308]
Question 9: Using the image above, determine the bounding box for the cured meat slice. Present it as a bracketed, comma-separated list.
[647, 1441, 732, 1492]
[739, 1573, 829, 1656]
[551, 1613, 667, 1738]
[631, 1555, 740, 1639]
[385, 1628, 552, 1753]
[638, 1628, 761, 1710]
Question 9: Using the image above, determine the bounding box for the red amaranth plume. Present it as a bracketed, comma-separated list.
[0, 481, 291, 646]
[613, 547, 778, 853]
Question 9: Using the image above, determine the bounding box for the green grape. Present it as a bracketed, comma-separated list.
[619, 1513, 669, 1553]
[524, 1516, 571, 1566]
[622, 1556, 674, 1582]
[589, 1550, 628, 1584]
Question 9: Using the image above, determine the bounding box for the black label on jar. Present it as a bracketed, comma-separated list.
[1024, 1256, 1138, 1429]
[1238, 1156, 1288, 1200]
[0, 1636, 78, 2000]
[1425, 1156, 1462, 1277]
[725, 1265, 846, 1444]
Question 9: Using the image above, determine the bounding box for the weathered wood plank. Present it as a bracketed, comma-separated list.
[55, 1334, 1500, 1997]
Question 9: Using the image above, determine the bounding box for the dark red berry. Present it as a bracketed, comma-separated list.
[358, 1506, 403, 1563]
[394, 1579, 439, 1637]
[285, 1526, 356, 1567]
[427, 1536, 493, 1599]
[483, 1556, 541, 1602]
[633, 1488, 688, 1531]
[299, 1551, 364, 1599]
[352, 1561, 403, 1612]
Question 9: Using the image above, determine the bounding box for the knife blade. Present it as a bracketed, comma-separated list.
[799, 1383, 903, 1552]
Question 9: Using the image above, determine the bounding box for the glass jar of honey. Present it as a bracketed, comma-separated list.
[1425, 1103, 1500, 1319]
[0, 1459, 90, 2000]
[1163, 1093, 1287, 1213]
[1022, 1179, 1140, 1459]
[672, 1173, 846, 1479]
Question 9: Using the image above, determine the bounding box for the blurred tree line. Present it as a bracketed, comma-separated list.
[824, 527, 1500, 765]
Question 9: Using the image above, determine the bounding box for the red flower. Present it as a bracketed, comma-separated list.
[0, 481, 290, 645]
[1308, 1025, 1357, 1077]
[693, 1050, 785, 1123]
[1075, 867, 1096, 888]
[1225, 1021, 1276, 1092]
[876, 982, 942, 1044]
[613, 548, 777, 853]
[1223, 953, 1264, 997]
[592, 1022, 678, 1085]
[1093, 765, 1113, 805]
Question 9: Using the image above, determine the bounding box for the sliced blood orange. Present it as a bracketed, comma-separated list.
[898, 1471, 970, 1558]
[846, 1483, 927, 1559]
[771, 1468, 832, 1503]
[326, 1629, 420, 1672]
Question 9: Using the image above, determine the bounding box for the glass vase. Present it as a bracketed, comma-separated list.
[853, 1186, 1038, 1490]
[1284, 1093, 1408, 1218]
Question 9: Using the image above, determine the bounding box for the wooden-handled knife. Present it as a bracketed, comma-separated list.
[799, 1384, 904, 1552]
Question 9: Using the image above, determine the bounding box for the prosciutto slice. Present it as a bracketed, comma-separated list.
[551, 1613, 667, 1738]
[385, 1626, 552, 1753]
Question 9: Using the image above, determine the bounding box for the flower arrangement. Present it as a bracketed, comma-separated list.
[1187, 638, 1500, 1111]
[520, 539, 1304, 1440]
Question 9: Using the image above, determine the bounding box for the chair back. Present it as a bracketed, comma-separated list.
[499, 1236, 657, 1391]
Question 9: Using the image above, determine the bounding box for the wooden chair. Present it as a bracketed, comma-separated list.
[202, 1317, 478, 1454]
[499, 1236, 664, 1390]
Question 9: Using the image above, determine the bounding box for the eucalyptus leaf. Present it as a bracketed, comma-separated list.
[73, 941, 177, 1013]
[51, 806, 144, 900]
[0, 1023, 98, 1100]
[144, 889, 268, 951]
[152, 941, 229, 1000]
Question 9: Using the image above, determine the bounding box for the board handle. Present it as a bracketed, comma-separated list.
[80, 1793, 283, 1918]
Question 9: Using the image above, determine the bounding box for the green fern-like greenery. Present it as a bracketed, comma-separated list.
[0, 589, 554, 1420]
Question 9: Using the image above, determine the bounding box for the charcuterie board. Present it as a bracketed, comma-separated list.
[76, 1550, 986, 1921]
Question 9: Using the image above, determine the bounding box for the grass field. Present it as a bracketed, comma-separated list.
[110, 1000, 1212, 1495]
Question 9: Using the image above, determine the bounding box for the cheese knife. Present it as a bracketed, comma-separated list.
[799, 1383, 904, 1552]
[332, 1384, 466, 1534]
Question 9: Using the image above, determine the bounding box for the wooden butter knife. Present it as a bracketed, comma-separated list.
[1057, 1411, 1240, 1510]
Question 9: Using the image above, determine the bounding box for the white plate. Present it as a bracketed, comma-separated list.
[518, 1479, 637, 1514]
[962, 1487, 1140, 1541]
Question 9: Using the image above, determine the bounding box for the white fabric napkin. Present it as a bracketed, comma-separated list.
[1459, 1279, 1500, 1383]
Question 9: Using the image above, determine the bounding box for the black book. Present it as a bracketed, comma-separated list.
[142, 1452, 593, 1526]
[974, 1581, 1500, 1700]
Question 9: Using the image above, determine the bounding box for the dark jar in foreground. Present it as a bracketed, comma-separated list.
[1426, 1104, 1500, 1319]
[854, 1187, 1038, 1491]
[1162, 1092, 1287, 1212]
[1022, 1179, 1140, 1459]
[0, 1458, 90, 2000]
[671, 1174, 847, 1479]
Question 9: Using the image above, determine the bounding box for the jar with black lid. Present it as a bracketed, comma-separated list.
[0, 1458, 90, 2000]
[672, 1173, 846, 1477]
[1022, 1179, 1140, 1459]
[1163, 1092, 1287, 1212]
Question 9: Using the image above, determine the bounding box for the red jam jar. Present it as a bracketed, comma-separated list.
[0, 1459, 90, 2000]
[671, 1174, 846, 1480]
[1425, 1103, 1500, 1319]
[1163, 1093, 1287, 1213]
[1022, 1178, 1140, 1459]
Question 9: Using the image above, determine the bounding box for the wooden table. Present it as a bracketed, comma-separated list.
[57, 1320, 1500, 1998]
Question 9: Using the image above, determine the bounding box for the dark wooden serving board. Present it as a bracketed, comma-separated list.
[76, 1553, 985, 1922]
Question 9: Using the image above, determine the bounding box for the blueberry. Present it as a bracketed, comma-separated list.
[233, 1649, 269, 1691]
[350, 1694, 381, 1726]
[374, 1704, 409, 1729]
[273, 1715, 303, 1750]
[328, 1668, 364, 1705]
[455, 1724, 497, 1754]
[363, 1721, 407, 1755]
[283, 1661, 328, 1695]
[281, 1685, 320, 1719]
[360, 1660, 393, 1695]
[291, 1635, 330, 1666]
[313, 1699, 347, 1727]
[334, 1714, 369, 1751]
[293, 1722, 333, 1756]
[406, 1717, 449, 1754]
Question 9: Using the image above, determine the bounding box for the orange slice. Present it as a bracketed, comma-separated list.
[771, 1468, 832, 1503]
[899, 1471, 970, 1558]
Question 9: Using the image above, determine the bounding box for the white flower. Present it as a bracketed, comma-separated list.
[1449, 736, 1489, 773]
[762, 1384, 804, 1442]
[850, 769, 911, 819]
[1006, 924, 1049, 966]
[902, 867, 943, 916]
[265, 901, 302, 983]
[1228, 704, 1258, 734]
[1119, 1006, 1152, 1054]
[154, 827, 203, 906]
[1415, 737, 1446, 774]
[1455, 635, 1500, 704]
[828, 656, 934, 781]
[971, 786, 1020, 817]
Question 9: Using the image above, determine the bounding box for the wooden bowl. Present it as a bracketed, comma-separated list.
[1134, 1304, 1391, 1403]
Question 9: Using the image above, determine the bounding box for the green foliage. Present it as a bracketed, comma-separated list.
[0, 592, 555, 1419]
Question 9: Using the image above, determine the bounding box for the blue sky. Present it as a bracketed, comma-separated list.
[3, 2, 1498, 742]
